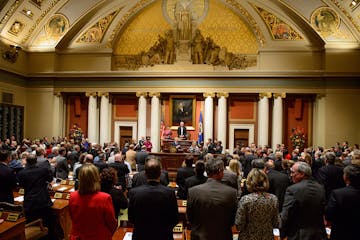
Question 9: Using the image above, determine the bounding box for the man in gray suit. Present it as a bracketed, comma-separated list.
[281, 161, 327, 240]
[187, 155, 237, 240]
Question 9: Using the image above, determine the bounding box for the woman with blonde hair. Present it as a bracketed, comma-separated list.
[228, 158, 243, 197]
[69, 164, 117, 240]
[235, 168, 279, 240]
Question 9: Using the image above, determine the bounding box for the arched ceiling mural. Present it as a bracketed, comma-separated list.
[0, 0, 359, 73]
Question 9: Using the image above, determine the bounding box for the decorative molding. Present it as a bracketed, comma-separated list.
[330, 0, 360, 34]
[148, 92, 161, 98]
[273, 93, 286, 98]
[136, 92, 148, 98]
[98, 92, 109, 98]
[316, 93, 326, 99]
[77, 9, 121, 44]
[216, 92, 229, 98]
[54, 91, 62, 97]
[254, 5, 303, 40]
[21, 0, 65, 44]
[85, 92, 97, 97]
[259, 92, 272, 99]
[0, 0, 21, 30]
[203, 92, 215, 98]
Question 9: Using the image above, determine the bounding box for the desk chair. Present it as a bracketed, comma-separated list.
[0, 202, 48, 240]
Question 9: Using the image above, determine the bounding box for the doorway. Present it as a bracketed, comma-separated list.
[234, 129, 249, 147]
[119, 126, 133, 148]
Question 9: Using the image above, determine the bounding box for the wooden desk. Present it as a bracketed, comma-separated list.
[112, 227, 185, 240]
[0, 217, 26, 240]
[162, 139, 193, 153]
[14, 183, 73, 240]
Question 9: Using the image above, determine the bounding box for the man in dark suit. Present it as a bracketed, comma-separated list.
[55, 147, 69, 179]
[132, 168, 169, 188]
[176, 155, 195, 199]
[184, 160, 207, 197]
[135, 145, 148, 172]
[108, 153, 129, 190]
[177, 121, 187, 139]
[128, 158, 179, 240]
[325, 164, 360, 240]
[281, 161, 327, 240]
[187, 156, 237, 240]
[18, 154, 56, 239]
[265, 160, 290, 211]
[315, 152, 345, 203]
[0, 149, 17, 203]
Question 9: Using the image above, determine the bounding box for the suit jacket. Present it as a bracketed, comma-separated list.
[315, 164, 345, 202]
[132, 170, 169, 188]
[17, 165, 53, 212]
[0, 162, 17, 203]
[108, 161, 129, 190]
[128, 181, 179, 240]
[184, 174, 207, 199]
[281, 179, 327, 240]
[135, 151, 148, 172]
[325, 185, 360, 240]
[187, 178, 237, 240]
[267, 169, 290, 211]
[177, 126, 187, 138]
[69, 191, 117, 240]
[176, 166, 195, 199]
[221, 169, 238, 190]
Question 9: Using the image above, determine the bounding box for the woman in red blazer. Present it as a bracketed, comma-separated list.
[69, 164, 118, 240]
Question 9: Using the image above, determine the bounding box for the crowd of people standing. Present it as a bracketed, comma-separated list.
[0, 135, 360, 240]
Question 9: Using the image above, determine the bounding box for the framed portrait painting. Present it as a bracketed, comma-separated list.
[170, 95, 196, 130]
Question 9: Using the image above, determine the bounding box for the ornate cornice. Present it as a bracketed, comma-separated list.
[53, 91, 62, 97]
[203, 92, 216, 98]
[259, 92, 272, 99]
[148, 92, 161, 98]
[85, 92, 97, 97]
[0, 0, 21, 30]
[98, 92, 109, 97]
[216, 92, 229, 98]
[273, 93, 286, 98]
[136, 92, 148, 98]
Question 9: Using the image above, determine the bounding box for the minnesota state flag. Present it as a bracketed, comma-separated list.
[198, 111, 203, 144]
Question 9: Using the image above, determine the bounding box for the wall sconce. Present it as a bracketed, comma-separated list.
[2, 45, 22, 63]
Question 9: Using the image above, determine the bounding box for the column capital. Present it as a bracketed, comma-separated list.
[216, 92, 229, 98]
[316, 93, 326, 99]
[203, 92, 215, 98]
[136, 92, 148, 98]
[85, 92, 97, 97]
[259, 92, 272, 99]
[98, 92, 109, 98]
[148, 92, 161, 98]
[273, 93, 286, 99]
[53, 91, 62, 97]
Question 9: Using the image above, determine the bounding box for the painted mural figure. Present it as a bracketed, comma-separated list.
[175, 0, 193, 40]
[192, 29, 204, 64]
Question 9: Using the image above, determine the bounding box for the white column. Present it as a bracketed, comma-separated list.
[52, 92, 63, 137]
[99, 92, 110, 145]
[86, 92, 97, 143]
[272, 93, 285, 150]
[136, 92, 148, 140]
[203, 92, 215, 142]
[149, 92, 161, 152]
[217, 92, 228, 153]
[258, 92, 271, 148]
[313, 94, 326, 147]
